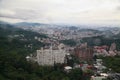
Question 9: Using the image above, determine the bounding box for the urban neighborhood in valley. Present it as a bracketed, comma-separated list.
[0, 0, 120, 80]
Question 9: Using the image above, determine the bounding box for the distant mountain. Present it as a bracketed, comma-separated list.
[78, 29, 102, 33]
[68, 26, 78, 30]
[15, 22, 44, 27]
[0, 21, 15, 29]
[0, 21, 48, 38]
[0, 21, 9, 24]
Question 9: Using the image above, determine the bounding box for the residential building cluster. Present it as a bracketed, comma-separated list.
[74, 43, 94, 60]
[35, 44, 69, 65]
[93, 43, 119, 57]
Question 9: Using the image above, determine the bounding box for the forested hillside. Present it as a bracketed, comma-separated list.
[0, 23, 86, 80]
[82, 36, 120, 50]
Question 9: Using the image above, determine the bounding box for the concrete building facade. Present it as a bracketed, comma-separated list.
[37, 44, 68, 65]
[74, 43, 94, 60]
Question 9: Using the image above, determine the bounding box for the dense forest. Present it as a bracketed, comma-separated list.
[102, 56, 120, 73]
[60, 39, 77, 47]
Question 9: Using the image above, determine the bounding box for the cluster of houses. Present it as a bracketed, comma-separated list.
[94, 43, 119, 57]
[26, 41, 120, 80]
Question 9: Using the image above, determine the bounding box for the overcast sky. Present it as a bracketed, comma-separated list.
[0, 0, 120, 25]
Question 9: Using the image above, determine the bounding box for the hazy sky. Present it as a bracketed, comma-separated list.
[0, 0, 120, 25]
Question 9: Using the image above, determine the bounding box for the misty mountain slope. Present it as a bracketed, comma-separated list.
[0, 22, 49, 54]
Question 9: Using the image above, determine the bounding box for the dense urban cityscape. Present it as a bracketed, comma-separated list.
[0, 21, 120, 80]
[0, 0, 120, 80]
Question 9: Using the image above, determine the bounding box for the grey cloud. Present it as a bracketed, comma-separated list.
[0, 0, 4, 2]
[0, 9, 44, 20]
[117, 6, 120, 10]
[0, 0, 120, 24]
